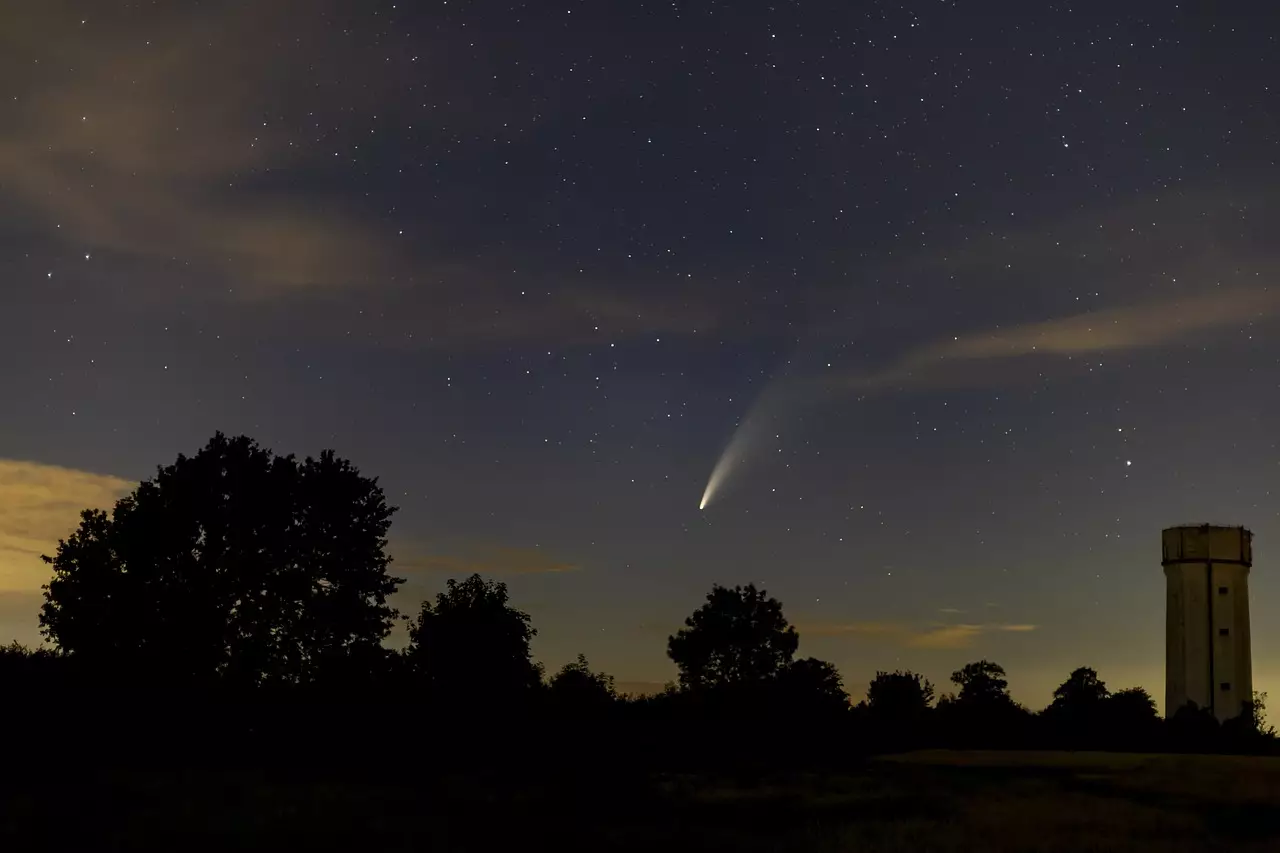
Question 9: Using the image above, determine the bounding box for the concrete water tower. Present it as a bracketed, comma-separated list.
[1163, 525, 1253, 721]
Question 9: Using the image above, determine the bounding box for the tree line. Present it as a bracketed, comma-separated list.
[1, 434, 1272, 769]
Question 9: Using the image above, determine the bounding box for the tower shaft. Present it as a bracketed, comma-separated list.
[1163, 525, 1252, 721]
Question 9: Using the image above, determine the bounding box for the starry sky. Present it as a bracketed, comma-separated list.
[2, 0, 1278, 709]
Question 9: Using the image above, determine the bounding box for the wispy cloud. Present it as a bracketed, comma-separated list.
[0, 460, 131, 593]
[396, 545, 580, 578]
[840, 288, 1280, 392]
[0, 4, 755, 348]
[799, 620, 1037, 650]
[0, 459, 131, 643]
[0, 4, 406, 298]
[907, 624, 987, 649]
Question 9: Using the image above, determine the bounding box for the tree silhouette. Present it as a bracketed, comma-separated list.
[0, 642, 68, 692]
[951, 660, 1011, 706]
[1220, 692, 1277, 751]
[1043, 667, 1111, 745]
[1169, 700, 1220, 751]
[667, 583, 798, 690]
[770, 656, 849, 716]
[1102, 686, 1160, 748]
[1050, 667, 1109, 709]
[867, 670, 935, 721]
[39, 433, 401, 686]
[547, 653, 617, 715]
[940, 660, 1028, 747]
[1248, 691, 1276, 737]
[406, 574, 542, 708]
[1108, 685, 1158, 722]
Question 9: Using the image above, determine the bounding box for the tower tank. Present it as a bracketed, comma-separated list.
[1163, 524, 1253, 721]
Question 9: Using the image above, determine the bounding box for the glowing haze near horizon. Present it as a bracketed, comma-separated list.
[3, 0, 1280, 711]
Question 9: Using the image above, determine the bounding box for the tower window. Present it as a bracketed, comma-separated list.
[1218, 587, 1229, 595]
[1221, 682, 1231, 691]
[1219, 627, 1230, 636]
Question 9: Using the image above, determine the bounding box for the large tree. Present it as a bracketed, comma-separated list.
[867, 670, 936, 720]
[940, 660, 1029, 747]
[667, 583, 799, 690]
[1108, 686, 1158, 721]
[1043, 666, 1111, 744]
[774, 656, 850, 716]
[40, 433, 402, 685]
[951, 660, 1012, 706]
[405, 574, 542, 706]
[547, 653, 617, 715]
[1049, 666, 1109, 710]
[1105, 686, 1161, 745]
[1046, 666, 1109, 722]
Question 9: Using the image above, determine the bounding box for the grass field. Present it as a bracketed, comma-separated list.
[8, 750, 1280, 850]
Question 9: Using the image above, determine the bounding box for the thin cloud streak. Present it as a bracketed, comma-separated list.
[0, 4, 404, 298]
[0, 459, 131, 593]
[908, 624, 987, 649]
[799, 621, 1038, 650]
[0, 3, 757, 348]
[0, 459, 131, 645]
[840, 288, 1280, 392]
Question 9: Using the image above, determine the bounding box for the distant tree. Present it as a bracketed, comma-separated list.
[866, 670, 936, 721]
[1, 641, 39, 663]
[1221, 691, 1278, 751]
[620, 683, 685, 721]
[941, 660, 1029, 747]
[774, 657, 850, 716]
[548, 653, 617, 714]
[406, 574, 542, 707]
[1043, 667, 1111, 746]
[0, 642, 68, 691]
[667, 583, 798, 690]
[1050, 667, 1110, 709]
[1107, 686, 1158, 725]
[951, 660, 1011, 706]
[1250, 691, 1276, 737]
[1099, 686, 1160, 748]
[1168, 700, 1220, 751]
[39, 433, 402, 686]
[310, 642, 406, 694]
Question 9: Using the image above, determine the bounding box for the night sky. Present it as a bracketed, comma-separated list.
[3, 0, 1278, 709]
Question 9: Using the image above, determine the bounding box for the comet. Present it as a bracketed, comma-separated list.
[698, 435, 743, 510]
[697, 377, 816, 511]
[700, 288, 1280, 510]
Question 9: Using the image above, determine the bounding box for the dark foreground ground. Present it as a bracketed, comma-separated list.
[8, 750, 1280, 850]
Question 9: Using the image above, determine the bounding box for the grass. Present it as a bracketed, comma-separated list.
[8, 750, 1280, 850]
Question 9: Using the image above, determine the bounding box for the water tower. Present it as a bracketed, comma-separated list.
[1163, 524, 1253, 721]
